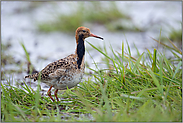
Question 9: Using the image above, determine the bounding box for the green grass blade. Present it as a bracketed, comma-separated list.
[172, 61, 182, 79]
[20, 42, 30, 62]
[152, 48, 157, 72]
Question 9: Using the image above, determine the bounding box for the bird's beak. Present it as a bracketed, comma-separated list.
[90, 33, 104, 40]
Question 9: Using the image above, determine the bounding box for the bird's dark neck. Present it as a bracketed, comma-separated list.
[76, 35, 85, 69]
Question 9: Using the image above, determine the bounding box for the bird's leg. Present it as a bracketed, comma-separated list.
[47, 85, 55, 102]
[54, 89, 59, 101]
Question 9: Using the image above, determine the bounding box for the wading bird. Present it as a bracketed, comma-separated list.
[25, 26, 103, 101]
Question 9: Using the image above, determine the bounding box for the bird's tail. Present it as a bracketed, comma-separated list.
[25, 72, 39, 81]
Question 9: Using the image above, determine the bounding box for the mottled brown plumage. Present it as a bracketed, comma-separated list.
[25, 26, 103, 101]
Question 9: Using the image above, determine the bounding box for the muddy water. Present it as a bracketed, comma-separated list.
[1, 2, 181, 94]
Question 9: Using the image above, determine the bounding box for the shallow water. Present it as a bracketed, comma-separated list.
[1, 1, 182, 97]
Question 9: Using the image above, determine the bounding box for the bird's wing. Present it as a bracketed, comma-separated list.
[40, 54, 77, 80]
[25, 54, 77, 81]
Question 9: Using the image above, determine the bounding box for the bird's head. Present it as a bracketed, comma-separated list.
[75, 26, 103, 43]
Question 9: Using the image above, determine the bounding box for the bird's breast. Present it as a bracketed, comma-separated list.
[54, 68, 84, 90]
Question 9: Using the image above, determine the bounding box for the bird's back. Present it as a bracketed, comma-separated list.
[25, 54, 84, 86]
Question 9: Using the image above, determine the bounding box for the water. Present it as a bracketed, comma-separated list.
[1, 0, 182, 105]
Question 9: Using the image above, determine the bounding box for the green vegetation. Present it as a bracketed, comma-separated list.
[160, 28, 182, 46]
[1, 37, 182, 121]
[169, 29, 182, 43]
[37, 2, 139, 33]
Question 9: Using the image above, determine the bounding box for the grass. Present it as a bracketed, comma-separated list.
[169, 29, 182, 43]
[159, 27, 182, 48]
[37, 1, 138, 33]
[1, 36, 182, 121]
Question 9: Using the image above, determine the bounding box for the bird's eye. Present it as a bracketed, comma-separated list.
[82, 30, 86, 33]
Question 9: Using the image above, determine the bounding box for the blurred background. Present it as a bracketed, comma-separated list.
[1, 1, 182, 89]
